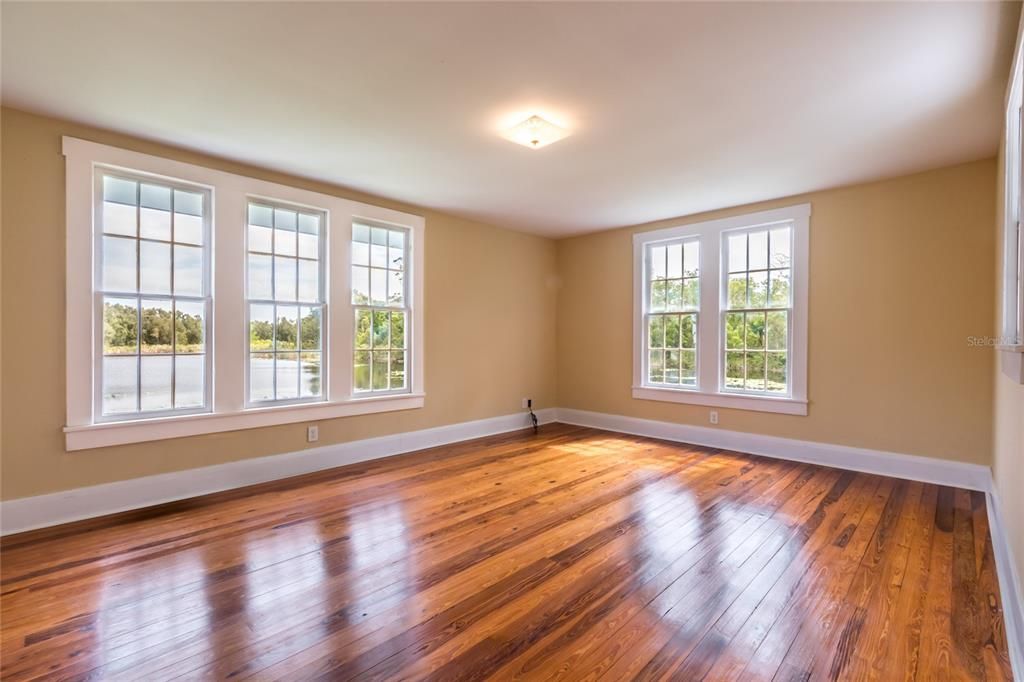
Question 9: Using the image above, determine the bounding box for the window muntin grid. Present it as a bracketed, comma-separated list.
[96, 173, 210, 418]
[246, 201, 326, 404]
[722, 225, 792, 394]
[352, 223, 409, 393]
[645, 239, 699, 387]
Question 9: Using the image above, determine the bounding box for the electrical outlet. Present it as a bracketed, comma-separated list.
[307, 425, 319, 443]
[709, 411, 719, 425]
[522, 398, 532, 409]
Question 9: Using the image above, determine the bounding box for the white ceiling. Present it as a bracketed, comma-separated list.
[2, 2, 1019, 238]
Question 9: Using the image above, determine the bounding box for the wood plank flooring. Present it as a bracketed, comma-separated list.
[0, 424, 1014, 681]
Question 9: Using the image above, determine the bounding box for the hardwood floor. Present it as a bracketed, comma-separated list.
[0, 424, 1014, 681]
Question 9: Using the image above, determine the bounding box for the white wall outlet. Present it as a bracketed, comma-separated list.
[522, 398, 532, 409]
[709, 411, 719, 425]
[307, 425, 319, 443]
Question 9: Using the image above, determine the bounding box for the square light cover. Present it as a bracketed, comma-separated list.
[502, 115, 569, 149]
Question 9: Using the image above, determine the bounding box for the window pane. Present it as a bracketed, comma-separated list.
[682, 278, 699, 310]
[727, 233, 746, 272]
[727, 273, 746, 309]
[102, 356, 138, 414]
[274, 208, 297, 256]
[745, 352, 766, 391]
[139, 240, 171, 295]
[247, 254, 273, 300]
[388, 270, 404, 305]
[391, 311, 406, 349]
[249, 204, 273, 228]
[389, 351, 406, 390]
[769, 269, 790, 307]
[352, 266, 370, 304]
[140, 355, 173, 412]
[175, 300, 205, 353]
[354, 351, 371, 391]
[353, 222, 371, 243]
[102, 236, 137, 292]
[371, 228, 388, 267]
[250, 352, 274, 402]
[300, 307, 322, 351]
[681, 314, 696, 349]
[276, 352, 299, 399]
[725, 351, 744, 389]
[355, 309, 371, 349]
[370, 268, 387, 306]
[664, 314, 680, 348]
[104, 176, 137, 205]
[141, 299, 173, 354]
[373, 310, 390, 348]
[140, 207, 171, 241]
[103, 200, 137, 237]
[388, 241, 404, 271]
[748, 271, 768, 308]
[749, 231, 768, 270]
[175, 213, 203, 245]
[683, 242, 699, 277]
[301, 352, 321, 398]
[648, 316, 664, 348]
[745, 312, 765, 350]
[174, 244, 203, 296]
[649, 280, 666, 312]
[249, 223, 273, 253]
[648, 349, 664, 383]
[250, 304, 274, 352]
[725, 312, 743, 350]
[770, 228, 791, 268]
[372, 351, 389, 390]
[766, 311, 787, 350]
[649, 245, 666, 280]
[298, 259, 319, 302]
[352, 240, 370, 266]
[274, 256, 297, 301]
[275, 306, 298, 351]
[664, 349, 680, 384]
[175, 355, 205, 408]
[174, 189, 203, 217]
[767, 352, 787, 393]
[665, 279, 682, 310]
[666, 243, 682, 279]
[298, 219, 319, 259]
[681, 349, 696, 385]
[103, 297, 138, 354]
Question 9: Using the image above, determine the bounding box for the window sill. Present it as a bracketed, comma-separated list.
[64, 393, 426, 451]
[995, 344, 1024, 353]
[632, 386, 808, 416]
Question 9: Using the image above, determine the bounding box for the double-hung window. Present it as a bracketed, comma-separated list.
[96, 173, 211, 419]
[64, 137, 425, 451]
[633, 204, 809, 415]
[999, 34, 1024, 371]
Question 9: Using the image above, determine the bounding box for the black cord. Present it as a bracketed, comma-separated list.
[530, 407, 538, 433]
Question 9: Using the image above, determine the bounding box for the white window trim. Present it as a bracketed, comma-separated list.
[632, 203, 810, 416]
[63, 137, 425, 451]
[1000, 18, 1024, 356]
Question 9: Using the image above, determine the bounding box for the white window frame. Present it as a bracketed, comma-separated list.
[632, 203, 810, 416]
[1000, 25, 1024, 357]
[93, 170, 214, 422]
[63, 137, 425, 451]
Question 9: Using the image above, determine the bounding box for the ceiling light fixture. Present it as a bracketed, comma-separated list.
[501, 115, 569, 149]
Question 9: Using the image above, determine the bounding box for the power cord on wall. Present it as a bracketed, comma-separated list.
[528, 399, 538, 433]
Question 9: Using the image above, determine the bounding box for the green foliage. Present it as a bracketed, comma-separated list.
[104, 301, 203, 354]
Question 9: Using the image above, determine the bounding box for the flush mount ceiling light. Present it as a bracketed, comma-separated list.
[501, 115, 569, 149]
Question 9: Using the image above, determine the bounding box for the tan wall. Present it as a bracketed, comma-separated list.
[557, 159, 997, 464]
[993, 142, 1024, 586]
[0, 107, 559, 500]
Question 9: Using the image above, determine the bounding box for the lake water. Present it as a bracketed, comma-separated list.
[102, 355, 319, 414]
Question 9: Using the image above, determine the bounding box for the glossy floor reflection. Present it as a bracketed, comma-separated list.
[0, 424, 1013, 680]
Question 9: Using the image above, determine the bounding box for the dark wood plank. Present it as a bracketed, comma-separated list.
[0, 424, 1012, 681]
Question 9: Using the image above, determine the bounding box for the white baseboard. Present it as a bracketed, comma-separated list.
[556, 408, 992, 491]
[987, 483, 1024, 681]
[0, 408, 557, 536]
